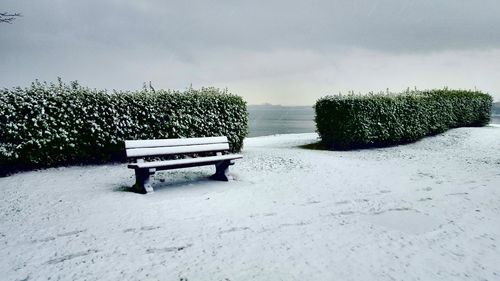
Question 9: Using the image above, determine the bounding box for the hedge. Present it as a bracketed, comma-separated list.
[0, 80, 248, 173]
[315, 89, 493, 150]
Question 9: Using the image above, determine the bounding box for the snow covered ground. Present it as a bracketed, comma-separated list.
[1, 126, 500, 281]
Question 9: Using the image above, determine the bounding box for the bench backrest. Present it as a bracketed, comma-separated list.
[125, 136, 229, 158]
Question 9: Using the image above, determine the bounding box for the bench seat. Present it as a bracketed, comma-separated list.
[128, 154, 243, 170]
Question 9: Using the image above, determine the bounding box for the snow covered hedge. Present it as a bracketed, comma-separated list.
[315, 89, 493, 149]
[0, 80, 248, 172]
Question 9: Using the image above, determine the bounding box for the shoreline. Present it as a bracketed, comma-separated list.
[247, 122, 500, 138]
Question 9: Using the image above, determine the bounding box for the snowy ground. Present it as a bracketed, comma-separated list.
[1, 126, 500, 281]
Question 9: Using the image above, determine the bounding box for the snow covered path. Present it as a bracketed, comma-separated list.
[1, 126, 500, 281]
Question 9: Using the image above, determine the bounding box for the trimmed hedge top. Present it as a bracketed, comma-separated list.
[315, 89, 493, 150]
[0, 80, 248, 172]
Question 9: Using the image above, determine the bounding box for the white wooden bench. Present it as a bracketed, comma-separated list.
[125, 136, 242, 194]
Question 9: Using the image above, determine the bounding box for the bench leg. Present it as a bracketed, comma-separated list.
[210, 160, 232, 181]
[133, 168, 155, 194]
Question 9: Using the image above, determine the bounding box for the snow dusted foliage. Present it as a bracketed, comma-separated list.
[0, 79, 248, 173]
[315, 89, 493, 150]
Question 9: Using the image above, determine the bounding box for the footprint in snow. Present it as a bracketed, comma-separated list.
[372, 207, 412, 215]
[278, 221, 310, 228]
[57, 229, 86, 237]
[335, 200, 350, 205]
[32, 236, 56, 243]
[302, 200, 321, 205]
[218, 227, 251, 234]
[330, 211, 356, 216]
[445, 192, 469, 196]
[123, 226, 161, 233]
[146, 244, 192, 254]
[140, 226, 161, 231]
[249, 212, 276, 218]
[45, 249, 99, 265]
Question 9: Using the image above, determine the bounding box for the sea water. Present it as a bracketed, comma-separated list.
[248, 105, 315, 137]
[248, 105, 500, 137]
[491, 115, 500, 125]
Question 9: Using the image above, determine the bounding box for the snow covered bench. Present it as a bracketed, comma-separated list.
[125, 136, 242, 194]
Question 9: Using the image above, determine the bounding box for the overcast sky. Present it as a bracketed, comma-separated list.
[2, 0, 500, 105]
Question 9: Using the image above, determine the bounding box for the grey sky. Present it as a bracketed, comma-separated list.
[2, 0, 500, 104]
